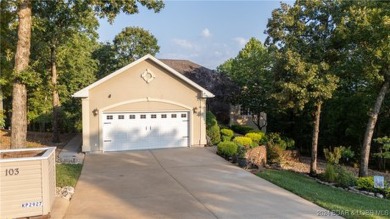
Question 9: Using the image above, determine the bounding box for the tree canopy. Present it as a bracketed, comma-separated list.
[265, 0, 340, 174]
[218, 38, 273, 129]
[4, 0, 164, 147]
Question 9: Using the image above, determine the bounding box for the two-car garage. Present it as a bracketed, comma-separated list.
[73, 54, 214, 152]
[102, 112, 189, 151]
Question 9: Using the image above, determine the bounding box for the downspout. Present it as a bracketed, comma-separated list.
[199, 98, 202, 146]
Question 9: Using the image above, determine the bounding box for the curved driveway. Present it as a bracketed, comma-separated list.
[65, 148, 338, 219]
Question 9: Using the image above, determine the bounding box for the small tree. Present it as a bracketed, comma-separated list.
[373, 137, 390, 170]
[218, 38, 273, 130]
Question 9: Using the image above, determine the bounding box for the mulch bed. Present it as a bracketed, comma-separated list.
[281, 156, 390, 182]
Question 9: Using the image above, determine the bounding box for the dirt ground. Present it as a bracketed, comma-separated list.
[281, 156, 390, 182]
[0, 129, 75, 152]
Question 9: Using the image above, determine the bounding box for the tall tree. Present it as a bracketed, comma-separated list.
[218, 38, 273, 129]
[266, 1, 339, 175]
[335, 0, 390, 176]
[92, 42, 117, 79]
[11, 0, 32, 148]
[33, 0, 98, 142]
[9, 0, 164, 147]
[94, 27, 160, 78]
[114, 27, 160, 68]
[0, 0, 18, 129]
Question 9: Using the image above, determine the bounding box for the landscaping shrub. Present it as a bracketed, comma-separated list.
[284, 137, 295, 149]
[217, 141, 238, 157]
[335, 166, 356, 187]
[233, 136, 253, 148]
[206, 111, 221, 145]
[356, 176, 375, 191]
[340, 146, 355, 164]
[324, 147, 342, 165]
[355, 176, 390, 199]
[237, 145, 247, 159]
[230, 124, 254, 135]
[220, 128, 234, 142]
[385, 187, 390, 199]
[265, 133, 288, 150]
[322, 164, 356, 187]
[323, 164, 337, 182]
[267, 144, 285, 164]
[245, 132, 264, 145]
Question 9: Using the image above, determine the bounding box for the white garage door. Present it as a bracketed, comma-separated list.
[103, 112, 189, 151]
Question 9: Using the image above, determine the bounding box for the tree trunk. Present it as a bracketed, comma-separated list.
[11, 0, 32, 148]
[252, 112, 267, 130]
[310, 102, 322, 176]
[359, 79, 389, 177]
[51, 46, 61, 143]
[0, 88, 4, 128]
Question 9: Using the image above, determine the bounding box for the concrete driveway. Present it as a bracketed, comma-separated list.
[65, 148, 335, 219]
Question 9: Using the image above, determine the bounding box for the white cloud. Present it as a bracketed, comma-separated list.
[234, 37, 248, 47]
[201, 28, 211, 38]
[172, 38, 194, 49]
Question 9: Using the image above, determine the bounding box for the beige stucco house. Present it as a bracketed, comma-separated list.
[73, 54, 214, 152]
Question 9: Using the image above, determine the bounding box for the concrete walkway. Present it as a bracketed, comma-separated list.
[57, 134, 84, 164]
[51, 134, 84, 219]
[64, 148, 339, 219]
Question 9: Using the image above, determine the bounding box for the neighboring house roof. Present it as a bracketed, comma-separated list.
[160, 59, 237, 98]
[159, 59, 205, 74]
[72, 54, 214, 98]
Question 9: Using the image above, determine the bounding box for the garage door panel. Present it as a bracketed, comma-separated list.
[103, 112, 189, 151]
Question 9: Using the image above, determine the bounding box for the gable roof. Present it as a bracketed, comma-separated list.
[72, 54, 214, 98]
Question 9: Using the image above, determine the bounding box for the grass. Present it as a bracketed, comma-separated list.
[56, 164, 83, 188]
[258, 169, 390, 219]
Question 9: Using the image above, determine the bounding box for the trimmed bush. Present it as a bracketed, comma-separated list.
[206, 111, 220, 145]
[233, 136, 253, 147]
[221, 128, 234, 137]
[217, 141, 238, 157]
[231, 124, 254, 135]
[221, 128, 234, 142]
[357, 176, 375, 191]
[245, 132, 264, 145]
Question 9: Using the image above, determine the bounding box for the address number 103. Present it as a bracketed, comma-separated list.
[5, 168, 20, 176]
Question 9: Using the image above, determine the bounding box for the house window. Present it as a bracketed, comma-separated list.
[171, 114, 177, 118]
[240, 106, 251, 116]
[129, 115, 135, 119]
[140, 115, 146, 119]
[161, 114, 167, 118]
[106, 115, 113, 120]
[151, 114, 157, 119]
[118, 115, 124, 119]
[181, 113, 187, 118]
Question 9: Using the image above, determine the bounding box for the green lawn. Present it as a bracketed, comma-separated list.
[258, 169, 390, 219]
[56, 164, 83, 188]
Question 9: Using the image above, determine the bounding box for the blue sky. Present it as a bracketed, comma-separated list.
[97, 1, 292, 70]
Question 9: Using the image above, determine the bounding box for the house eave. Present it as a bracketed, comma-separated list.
[72, 54, 214, 99]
